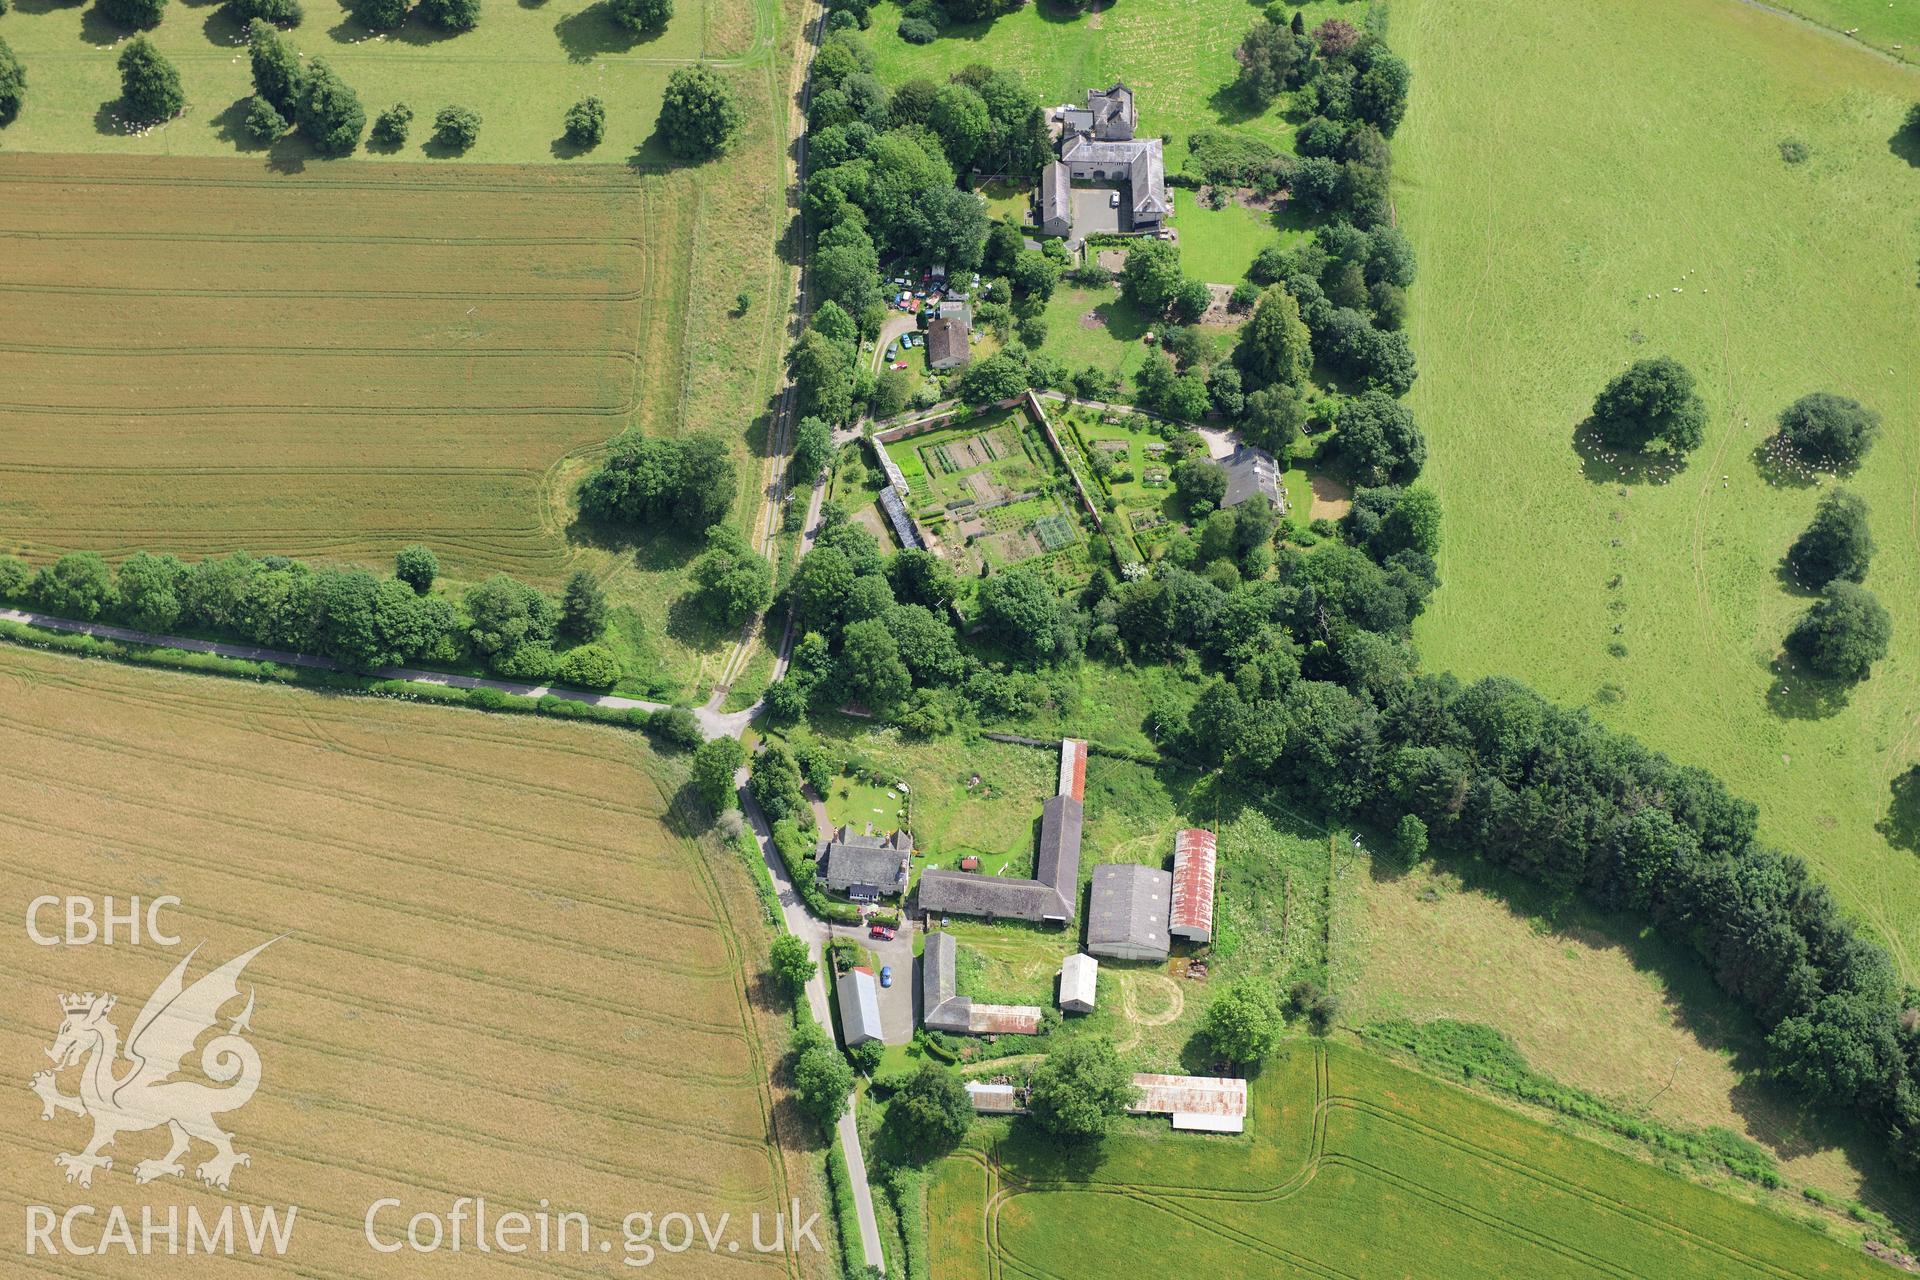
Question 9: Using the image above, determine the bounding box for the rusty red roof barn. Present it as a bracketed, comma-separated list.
[1169, 827, 1217, 943]
[1128, 1073, 1247, 1133]
[1058, 738, 1087, 802]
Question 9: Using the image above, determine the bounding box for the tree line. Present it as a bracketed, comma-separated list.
[0, 547, 636, 691]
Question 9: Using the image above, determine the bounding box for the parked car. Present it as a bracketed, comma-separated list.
[879, 966, 893, 988]
[891, 361, 908, 371]
[1109, 190, 1121, 208]
[869, 924, 896, 941]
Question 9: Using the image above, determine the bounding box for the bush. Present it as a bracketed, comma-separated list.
[231, 0, 302, 24]
[643, 705, 703, 751]
[898, 15, 936, 42]
[563, 95, 606, 147]
[433, 104, 481, 151]
[370, 102, 412, 147]
[0, 38, 22, 128]
[610, 0, 670, 32]
[294, 58, 365, 155]
[1776, 391, 1880, 469]
[243, 95, 287, 143]
[102, 0, 167, 29]
[657, 64, 743, 161]
[556, 643, 622, 690]
[417, 0, 479, 29]
[116, 37, 184, 123]
[353, 0, 409, 28]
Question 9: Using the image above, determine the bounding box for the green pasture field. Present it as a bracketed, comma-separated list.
[861, 0, 1358, 156]
[1396, 0, 1920, 971]
[1774, 0, 1920, 63]
[933, 1039, 1887, 1280]
[0, 0, 765, 164]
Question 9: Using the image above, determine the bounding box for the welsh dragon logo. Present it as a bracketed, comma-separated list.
[29, 940, 275, 1190]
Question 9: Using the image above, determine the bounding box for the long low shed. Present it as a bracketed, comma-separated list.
[1128, 1073, 1247, 1133]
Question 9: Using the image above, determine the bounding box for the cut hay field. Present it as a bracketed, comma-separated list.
[1335, 854, 1920, 1237]
[932, 1039, 1884, 1280]
[0, 644, 823, 1278]
[1395, 0, 1920, 969]
[0, 154, 671, 581]
[0, 0, 767, 164]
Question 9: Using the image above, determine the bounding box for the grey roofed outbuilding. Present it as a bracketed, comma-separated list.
[820, 827, 911, 897]
[916, 794, 1080, 925]
[1221, 443, 1282, 510]
[916, 870, 1063, 924]
[1086, 863, 1172, 962]
[1033, 795, 1081, 918]
[837, 968, 884, 1046]
[926, 316, 969, 370]
[1059, 952, 1097, 1013]
[1039, 161, 1072, 237]
[921, 930, 972, 1032]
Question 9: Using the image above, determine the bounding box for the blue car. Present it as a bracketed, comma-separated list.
[879, 966, 893, 988]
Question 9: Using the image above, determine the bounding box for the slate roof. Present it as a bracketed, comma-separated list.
[921, 931, 1042, 1035]
[1058, 135, 1170, 223]
[1040, 161, 1071, 229]
[917, 791, 1080, 924]
[1086, 863, 1171, 960]
[1033, 795, 1082, 917]
[820, 826, 912, 895]
[1086, 82, 1136, 140]
[1221, 444, 1282, 509]
[926, 316, 969, 369]
[837, 967, 884, 1046]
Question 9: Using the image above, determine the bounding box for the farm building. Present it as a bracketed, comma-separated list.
[1038, 162, 1072, 237]
[1058, 737, 1087, 802]
[837, 967, 884, 1047]
[966, 1081, 1023, 1114]
[1221, 444, 1283, 511]
[1128, 1073, 1247, 1134]
[1169, 828, 1218, 944]
[820, 826, 912, 902]
[1058, 952, 1098, 1013]
[918, 793, 1081, 925]
[926, 316, 970, 371]
[1087, 863, 1171, 962]
[922, 931, 1045, 1036]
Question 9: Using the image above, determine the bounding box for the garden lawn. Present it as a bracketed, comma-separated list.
[1396, 0, 1920, 972]
[1173, 196, 1282, 284]
[935, 1039, 1887, 1279]
[862, 0, 1360, 157]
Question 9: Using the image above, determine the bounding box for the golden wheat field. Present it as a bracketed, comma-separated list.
[0, 646, 822, 1278]
[0, 154, 694, 585]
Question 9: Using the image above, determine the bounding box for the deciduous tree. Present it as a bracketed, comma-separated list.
[658, 64, 743, 161]
[117, 37, 184, 123]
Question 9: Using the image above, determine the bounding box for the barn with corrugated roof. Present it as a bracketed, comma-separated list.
[1169, 827, 1217, 944]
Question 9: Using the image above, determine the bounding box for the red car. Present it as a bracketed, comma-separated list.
[868, 924, 897, 941]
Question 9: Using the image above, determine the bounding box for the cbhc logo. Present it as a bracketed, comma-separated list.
[26, 896, 181, 946]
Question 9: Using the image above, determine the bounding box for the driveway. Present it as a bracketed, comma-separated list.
[1071, 186, 1126, 235]
[872, 312, 917, 374]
